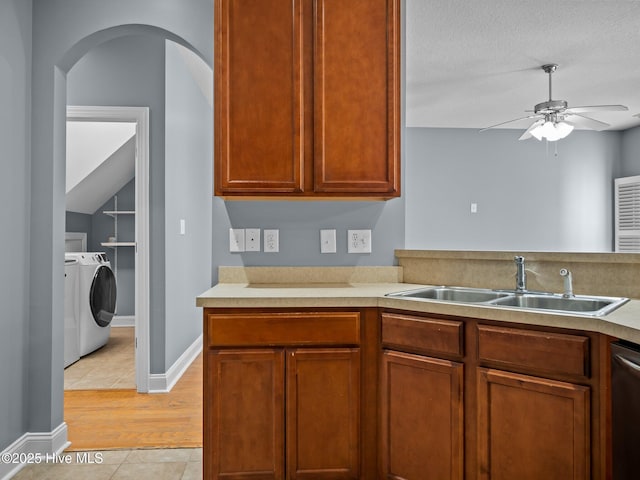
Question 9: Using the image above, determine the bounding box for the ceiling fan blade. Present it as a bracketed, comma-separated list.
[480, 115, 541, 132]
[564, 113, 610, 131]
[518, 119, 545, 141]
[566, 105, 628, 114]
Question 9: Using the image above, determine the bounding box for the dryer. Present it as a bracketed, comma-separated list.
[63, 256, 80, 367]
[66, 252, 117, 356]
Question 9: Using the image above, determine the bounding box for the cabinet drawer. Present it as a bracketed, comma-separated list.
[477, 324, 589, 378]
[382, 313, 463, 357]
[207, 312, 360, 347]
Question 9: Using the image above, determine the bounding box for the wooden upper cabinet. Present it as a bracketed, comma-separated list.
[313, 0, 399, 195]
[214, 0, 400, 199]
[215, 0, 305, 194]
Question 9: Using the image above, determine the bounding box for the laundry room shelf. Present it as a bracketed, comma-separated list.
[103, 210, 135, 217]
[100, 242, 136, 248]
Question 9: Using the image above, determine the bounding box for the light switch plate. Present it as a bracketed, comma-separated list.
[348, 229, 372, 253]
[245, 228, 261, 252]
[229, 228, 245, 252]
[264, 229, 279, 253]
[320, 229, 337, 253]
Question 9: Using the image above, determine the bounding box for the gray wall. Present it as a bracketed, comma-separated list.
[211, 199, 405, 283]
[0, 0, 32, 452]
[65, 211, 92, 247]
[404, 127, 622, 252]
[164, 41, 212, 369]
[29, 0, 213, 437]
[621, 125, 640, 177]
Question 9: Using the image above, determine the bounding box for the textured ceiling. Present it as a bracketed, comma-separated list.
[405, 0, 640, 131]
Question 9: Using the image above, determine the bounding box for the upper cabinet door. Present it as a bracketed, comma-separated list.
[214, 0, 400, 199]
[313, 0, 400, 196]
[215, 0, 306, 195]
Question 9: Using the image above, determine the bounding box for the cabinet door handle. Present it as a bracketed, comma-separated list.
[614, 354, 640, 374]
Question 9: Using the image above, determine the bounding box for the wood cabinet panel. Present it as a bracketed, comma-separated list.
[477, 368, 590, 480]
[207, 349, 285, 479]
[381, 350, 464, 480]
[214, 0, 400, 199]
[207, 311, 360, 347]
[215, 0, 305, 194]
[477, 324, 590, 379]
[286, 348, 360, 479]
[382, 312, 463, 358]
[313, 0, 400, 195]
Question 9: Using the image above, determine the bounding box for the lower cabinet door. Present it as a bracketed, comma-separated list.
[477, 368, 590, 480]
[207, 349, 285, 480]
[381, 350, 464, 480]
[286, 348, 361, 479]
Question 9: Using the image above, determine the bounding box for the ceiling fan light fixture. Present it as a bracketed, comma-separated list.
[531, 120, 574, 142]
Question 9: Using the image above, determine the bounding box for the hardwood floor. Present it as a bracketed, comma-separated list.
[64, 353, 203, 450]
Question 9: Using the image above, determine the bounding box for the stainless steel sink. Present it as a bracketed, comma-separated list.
[492, 293, 629, 316]
[386, 286, 511, 303]
[386, 286, 629, 316]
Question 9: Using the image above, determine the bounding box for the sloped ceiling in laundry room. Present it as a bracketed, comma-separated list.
[65, 121, 136, 214]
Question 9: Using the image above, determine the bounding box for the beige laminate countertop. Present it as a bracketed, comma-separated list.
[197, 281, 640, 344]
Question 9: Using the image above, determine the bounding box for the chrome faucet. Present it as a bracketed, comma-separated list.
[560, 268, 574, 298]
[514, 256, 527, 292]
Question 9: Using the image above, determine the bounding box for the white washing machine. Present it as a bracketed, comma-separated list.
[65, 252, 117, 357]
[64, 257, 80, 368]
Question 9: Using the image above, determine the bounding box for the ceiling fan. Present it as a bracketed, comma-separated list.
[481, 64, 628, 141]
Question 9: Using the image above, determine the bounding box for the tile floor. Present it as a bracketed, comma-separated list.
[64, 327, 135, 390]
[12, 448, 202, 480]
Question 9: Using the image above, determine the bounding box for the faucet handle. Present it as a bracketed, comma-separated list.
[559, 268, 574, 297]
[514, 255, 525, 263]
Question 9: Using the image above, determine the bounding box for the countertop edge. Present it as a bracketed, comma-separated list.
[197, 282, 640, 344]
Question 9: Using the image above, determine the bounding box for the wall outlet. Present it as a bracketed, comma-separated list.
[264, 229, 279, 253]
[348, 229, 372, 253]
[320, 229, 337, 253]
[229, 228, 245, 252]
[245, 228, 261, 252]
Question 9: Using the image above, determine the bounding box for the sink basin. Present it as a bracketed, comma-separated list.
[386, 286, 629, 316]
[492, 294, 629, 316]
[386, 286, 511, 303]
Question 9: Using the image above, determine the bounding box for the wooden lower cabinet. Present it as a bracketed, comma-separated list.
[477, 368, 591, 480]
[207, 348, 360, 480]
[207, 347, 360, 480]
[287, 348, 360, 479]
[204, 308, 610, 479]
[379, 311, 607, 480]
[381, 350, 464, 480]
[203, 308, 371, 479]
[208, 349, 285, 479]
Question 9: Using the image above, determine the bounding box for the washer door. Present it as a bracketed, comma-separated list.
[89, 266, 117, 327]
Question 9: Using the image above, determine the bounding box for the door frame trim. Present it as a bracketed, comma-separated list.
[67, 105, 150, 393]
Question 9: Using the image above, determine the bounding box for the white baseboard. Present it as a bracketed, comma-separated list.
[0, 423, 70, 480]
[111, 315, 135, 327]
[148, 334, 202, 393]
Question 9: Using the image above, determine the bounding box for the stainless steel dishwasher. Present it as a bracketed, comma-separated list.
[611, 341, 640, 479]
